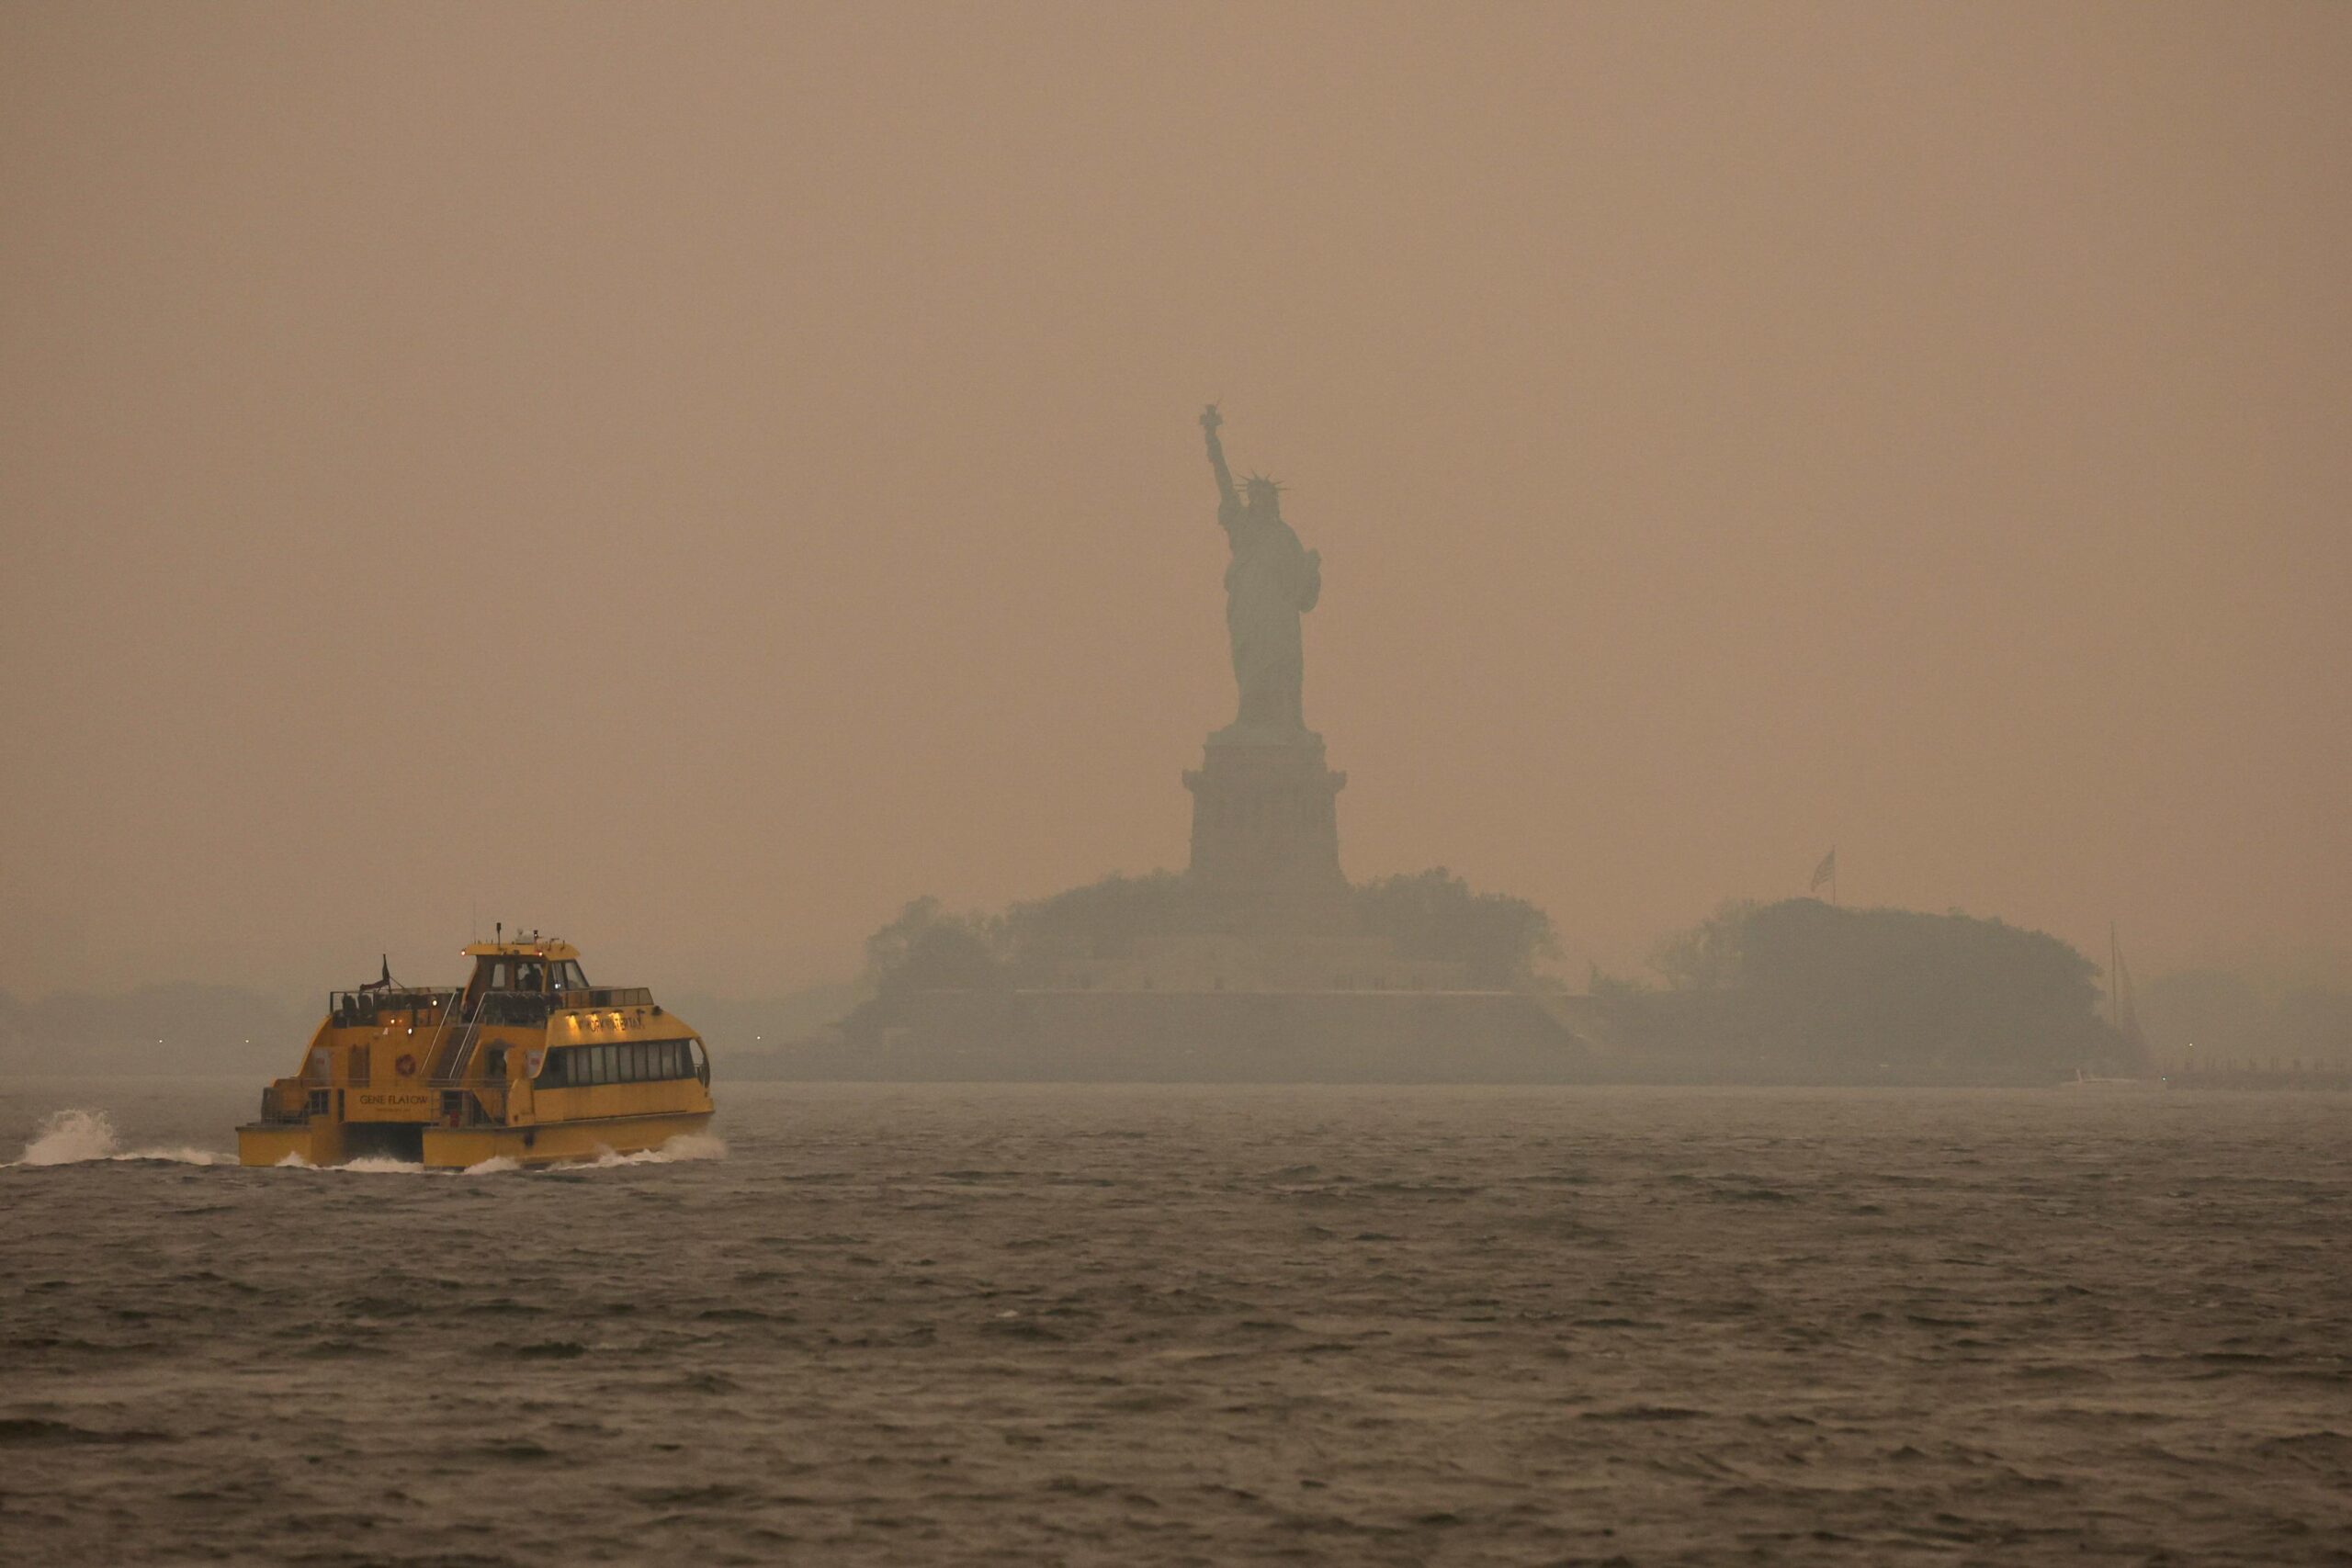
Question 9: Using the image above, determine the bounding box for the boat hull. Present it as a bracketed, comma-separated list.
[237, 1111, 715, 1169]
[423, 1111, 715, 1168]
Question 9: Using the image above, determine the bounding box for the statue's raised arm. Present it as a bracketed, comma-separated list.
[1193, 405, 1317, 739]
[1201, 404, 1240, 516]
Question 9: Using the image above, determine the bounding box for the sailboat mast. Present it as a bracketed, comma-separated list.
[2117, 926, 2135, 1034]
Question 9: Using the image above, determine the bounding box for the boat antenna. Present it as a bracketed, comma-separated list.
[495, 920, 503, 943]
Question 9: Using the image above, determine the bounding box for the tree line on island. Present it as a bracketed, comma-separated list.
[1605, 897, 2141, 1081]
[857, 875, 2155, 1081]
[865, 869, 1559, 994]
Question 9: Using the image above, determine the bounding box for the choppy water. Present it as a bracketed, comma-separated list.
[2, 1078, 2347, 1566]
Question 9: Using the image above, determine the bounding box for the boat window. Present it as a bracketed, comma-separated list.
[536, 1039, 707, 1088]
[555, 960, 589, 991]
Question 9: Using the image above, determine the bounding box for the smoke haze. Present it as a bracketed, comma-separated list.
[4, 2, 2346, 1001]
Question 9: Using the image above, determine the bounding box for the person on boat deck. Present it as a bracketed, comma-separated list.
[515, 962, 544, 993]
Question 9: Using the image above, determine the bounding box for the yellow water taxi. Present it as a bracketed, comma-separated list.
[237, 937, 714, 1168]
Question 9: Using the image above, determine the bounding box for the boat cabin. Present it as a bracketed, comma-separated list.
[458, 939, 587, 1024]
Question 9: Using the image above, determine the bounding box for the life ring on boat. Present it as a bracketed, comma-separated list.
[394, 1054, 418, 1077]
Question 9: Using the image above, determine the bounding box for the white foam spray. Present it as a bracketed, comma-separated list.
[580, 1132, 729, 1168]
[271, 1153, 443, 1176]
[12, 1109, 225, 1168]
[11, 1111, 724, 1174]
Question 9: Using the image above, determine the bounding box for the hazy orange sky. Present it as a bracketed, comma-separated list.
[4, 2, 2346, 999]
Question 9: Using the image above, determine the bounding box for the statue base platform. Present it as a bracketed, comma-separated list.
[1182, 731, 1347, 931]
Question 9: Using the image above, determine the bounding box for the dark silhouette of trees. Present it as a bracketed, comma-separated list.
[1646, 898, 1756, 992]
[1001, 873, 1193, 965]
[859, 869, 1558, 993]
[863, 897, 1007, 994]
[1350, 869, 1557, 986]
[1625, 897, 2126, 1080]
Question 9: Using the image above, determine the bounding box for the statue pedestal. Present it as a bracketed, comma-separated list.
[1182, 732, 1348, 931]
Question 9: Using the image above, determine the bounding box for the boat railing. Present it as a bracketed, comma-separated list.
[477, 991, 552, 1027]
[328, 987, 459, 1028]
[435, 1009, 490, 1088]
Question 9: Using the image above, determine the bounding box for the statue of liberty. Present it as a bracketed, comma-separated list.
[1200, 405, 1321, 742]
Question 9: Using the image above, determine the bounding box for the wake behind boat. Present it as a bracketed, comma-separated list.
[237, 937, 713, 1168]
